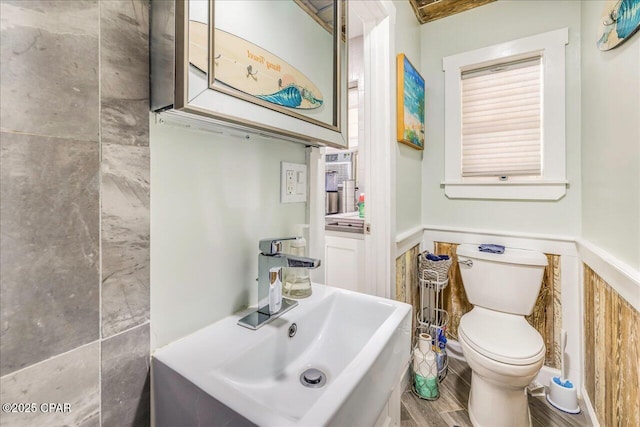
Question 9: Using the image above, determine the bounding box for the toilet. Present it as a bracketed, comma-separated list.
[456, 244, 547, 427]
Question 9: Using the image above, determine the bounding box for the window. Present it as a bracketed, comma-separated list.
[443, 28, 569, 200]
[461, 57, 541, 177]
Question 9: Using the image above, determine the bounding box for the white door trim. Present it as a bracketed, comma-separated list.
[308, 146, 326, 284]
[309, 1, 396, 299]
[351, 0, 396, 298]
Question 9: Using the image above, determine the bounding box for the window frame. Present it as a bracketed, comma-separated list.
[442, 28, 569, 200]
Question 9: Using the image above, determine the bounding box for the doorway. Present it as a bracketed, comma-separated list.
[308, 0, 396, 299]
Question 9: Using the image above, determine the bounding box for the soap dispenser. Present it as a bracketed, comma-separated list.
[282, 236, 312, 299]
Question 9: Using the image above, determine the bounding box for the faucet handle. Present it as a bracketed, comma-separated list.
[259, 237, 300, 255]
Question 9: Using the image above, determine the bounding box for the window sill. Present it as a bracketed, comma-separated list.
[442, 180, 567, 200]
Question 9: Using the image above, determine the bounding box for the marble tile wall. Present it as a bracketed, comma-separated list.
[99, 0, 150, 339]
[0, 1, 150, 426]
[101, 324, 150, 427]
[0, 0, 100, 378]
[0, 1, 100, 141]
[0, 343, 100, 427]
[0, 132, 100, 376]
[100, 0, 150, 148]
[584, 265, 639, 426]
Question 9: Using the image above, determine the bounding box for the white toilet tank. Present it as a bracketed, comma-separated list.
[456, 244, 548, 316]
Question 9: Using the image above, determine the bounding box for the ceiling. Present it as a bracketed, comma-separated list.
[408, 0, 496, 24]
[295, 0, 496, 38]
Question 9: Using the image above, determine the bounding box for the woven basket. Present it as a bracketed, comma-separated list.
[418, 251, 452, 282]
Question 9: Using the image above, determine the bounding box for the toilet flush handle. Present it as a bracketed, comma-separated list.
[458, 258, 473, 268]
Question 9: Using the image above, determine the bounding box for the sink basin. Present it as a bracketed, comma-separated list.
[153, 284, 412, 426]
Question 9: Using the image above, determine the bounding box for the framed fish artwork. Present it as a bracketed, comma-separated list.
[212, 28, 323, 110]
[396, 54, 425, 150]
[597, 0, 640, 50]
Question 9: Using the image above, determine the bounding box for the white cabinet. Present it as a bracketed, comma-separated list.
[373, 375, 403, 427]
[324, 232, 365, 293]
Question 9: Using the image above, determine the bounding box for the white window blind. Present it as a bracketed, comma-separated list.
[461, 56, 542, 177]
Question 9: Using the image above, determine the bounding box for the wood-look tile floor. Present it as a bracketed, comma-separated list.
[401, 358, 592, 427]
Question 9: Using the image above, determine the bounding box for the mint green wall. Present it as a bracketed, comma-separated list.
[394, 0, 423, 235]
[581, 1, 640, 269]
[420, 1, 582, 236]
[150, 121, 307, 349]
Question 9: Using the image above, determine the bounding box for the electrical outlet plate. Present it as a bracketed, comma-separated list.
[281, 162, 307, 203]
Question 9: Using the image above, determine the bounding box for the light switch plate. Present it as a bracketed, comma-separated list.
[281, 162, 307, 203]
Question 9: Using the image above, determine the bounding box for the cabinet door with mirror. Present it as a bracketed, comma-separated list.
[151, 0, 348, 148]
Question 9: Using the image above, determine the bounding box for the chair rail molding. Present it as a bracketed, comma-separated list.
[396, 225, 424, 255]
[421, 224, 577, 257]
[577, 239, 640, 312]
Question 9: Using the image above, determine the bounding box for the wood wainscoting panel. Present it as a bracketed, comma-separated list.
[604, 282, 620, 427]
[584, 264, 640, 426]
[433, 242, 561, 368]
[432, 243, 472, 342]
[619, 294, 639, 426]
[594, 276, 606, 419]
[551, 255, 562, 369]
[528, 253, 562, 368]
[395, 244, 421, 331]
[584, 268, 595, 408]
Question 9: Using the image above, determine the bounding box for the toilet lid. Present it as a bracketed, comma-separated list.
[458, 308, 545, 365]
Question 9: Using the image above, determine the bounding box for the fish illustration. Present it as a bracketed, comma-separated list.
[598, 0, 640, 50]
[256, 85, 323, 109]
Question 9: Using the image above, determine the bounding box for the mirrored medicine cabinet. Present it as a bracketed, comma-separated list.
[151, 0, 348, 148]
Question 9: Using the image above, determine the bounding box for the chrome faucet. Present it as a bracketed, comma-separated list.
[237, 237, 321, 330]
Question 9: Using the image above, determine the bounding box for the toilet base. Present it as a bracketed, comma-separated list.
[468, 372, 532, 427]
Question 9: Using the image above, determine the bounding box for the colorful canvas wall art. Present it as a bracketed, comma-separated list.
[396, 54, 425, 150]
[597, 0, 640, 50]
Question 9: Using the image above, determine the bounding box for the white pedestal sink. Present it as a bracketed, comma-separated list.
[153, 284, 412, 426]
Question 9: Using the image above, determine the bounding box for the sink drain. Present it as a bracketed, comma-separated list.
[288, 323, 297, 338]
[300, 368, 327, 388]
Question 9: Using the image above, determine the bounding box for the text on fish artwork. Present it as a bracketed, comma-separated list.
[267, 61, 281, 72]
[246, 50, 282, 72]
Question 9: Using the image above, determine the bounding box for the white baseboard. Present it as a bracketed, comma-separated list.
[581, 386, 600, 427]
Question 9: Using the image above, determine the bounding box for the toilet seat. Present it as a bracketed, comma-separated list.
[459, 307, 545, 366]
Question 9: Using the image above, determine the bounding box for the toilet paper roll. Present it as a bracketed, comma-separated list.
[418, 333, 432, 354]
